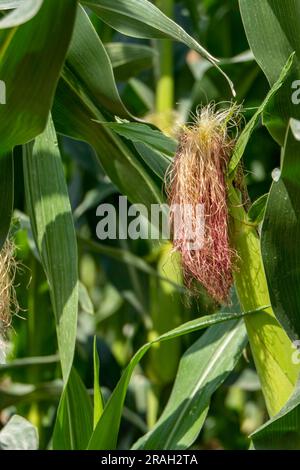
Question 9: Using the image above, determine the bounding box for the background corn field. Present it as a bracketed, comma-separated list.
[1, 0, 300, 451]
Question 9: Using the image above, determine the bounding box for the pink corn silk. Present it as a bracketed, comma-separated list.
[166, 108, 237, 304]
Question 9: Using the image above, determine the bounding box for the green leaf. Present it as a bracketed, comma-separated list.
[105, 42, 156, 81]
[93, 337, 104, 428]
[133, 142, 170, 181]
[103, 121, 177, 156]
[0, 0, 77, 155]
[81, 0, 235, 95]
[248, 193, 268, 226]
[87, 307, 263, 449]
[101, 121, 175, 180]
[0, 153, 13, 249]
[262, 119, 300, 340]
[0, 415, 38, 450]
[251, 381, 300, 449]
[134, 320, 247, 450]
[239, 0, 300, 145]
[23, 116, 78, 382]
[228, 53, 294, 177]
[53, 368, 93, 450]
[66, 6, 131, 119]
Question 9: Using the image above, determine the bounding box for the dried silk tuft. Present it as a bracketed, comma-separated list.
[0, 240, 17, 363]
[166, 104, 241, 304]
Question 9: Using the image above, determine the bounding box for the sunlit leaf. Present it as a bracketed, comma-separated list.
[87, 307, 264, 449]
[239, 0, 300, 144]
[228, 53, 293, 176]
[23, 116, 78, 382]
[53, 369, 93, 450]
[82, 0, 235, 95]
[0, 0, 77, 154]
[134, 320, 247, 450]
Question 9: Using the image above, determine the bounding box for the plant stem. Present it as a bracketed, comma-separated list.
[229, 186, 300, 416]
[155, 0, 174, 131]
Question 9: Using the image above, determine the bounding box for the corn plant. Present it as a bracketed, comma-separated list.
[0, 0, 300, 451]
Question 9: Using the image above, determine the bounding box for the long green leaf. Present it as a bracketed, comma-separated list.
[133, 142, 170, 181]
[134, 320, 247, 450]
[53, 368, 93, 450]
[228, 53, 293, 176]
[23, 116, 78, 382]
[67, 6, 131, 119]
[262, 119, 300, 340]
[87, 307, 263, 449]
[81, 0, 235, 95]
[0, 0, 77, 154]
[93, 337, 104, 428]
[101, 121, 175, 180]
[239, 0, 300, 145]
[103, 121, 177, 156]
